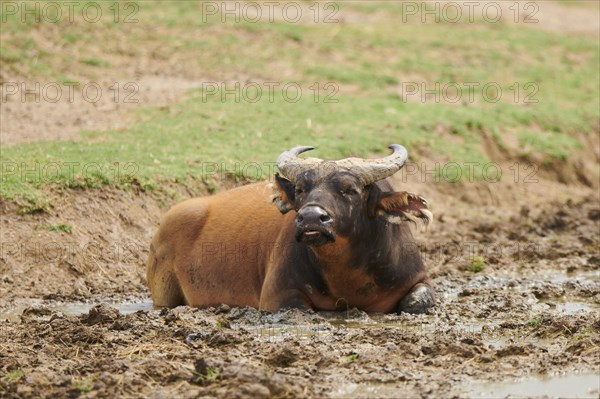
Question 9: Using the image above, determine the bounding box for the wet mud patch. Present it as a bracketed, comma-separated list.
[1, 279, 599, 398]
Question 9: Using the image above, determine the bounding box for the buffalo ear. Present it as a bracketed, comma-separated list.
[272, 173, 296, 214]
[376, 191, 433, 228]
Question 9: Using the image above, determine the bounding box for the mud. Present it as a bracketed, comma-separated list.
[1, 176, 599, 398]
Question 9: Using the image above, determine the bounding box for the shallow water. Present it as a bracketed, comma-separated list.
[0, 298, 154, 322]
[554, 301, 598, 314]
[331, 382, 409, 399]
[467, 373, 600, 398]
[331, 372, 600, 399]
[541, 270, 599, 284]
[245, 323, 334, 342]
[52, 300, 154, 315]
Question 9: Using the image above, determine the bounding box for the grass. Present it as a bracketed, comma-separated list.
[1, 1, 598, 203]
[192, 360, 219, 385]
[80, 58, 111, 67]
[0, 93, 495, 205]
[204, 366, 219, 382]
[527, 317, 544, 328]
[557, 0, 600, 8]
[3, 369, 24, 383]
[571, 327, 592, 342]
[468, 257, 485, 273]
[517, 130, 582, 160]
[46, 223, 73, 234]
[343, 352, 360, 364]
[74, 377, 94, 393]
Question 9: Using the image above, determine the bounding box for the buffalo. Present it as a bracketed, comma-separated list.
[147, 144, 434, 314]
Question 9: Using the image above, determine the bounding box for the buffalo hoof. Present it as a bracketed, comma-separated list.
[397, 284, 435, 314]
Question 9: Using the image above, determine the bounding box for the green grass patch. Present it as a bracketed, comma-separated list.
[3, 369, 24, 383]
[192, 360, 219, 385]
[517, 130, 582, 160]
[74, 377, 94, 393]
[468, 256, 485, 273]
[0, 87, 592, 201]
[557, 0, 599, 8]
[527, 317, 544, 328]
[343, 352, 360, 363]
[0, 47, 21, 63]
[204, 366, 219, 382]
[0, 93, 511, 201]
[80, 58, 111, 67]
[46, 223, 73, 234]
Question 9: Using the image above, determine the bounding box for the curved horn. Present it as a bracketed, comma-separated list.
[335, 144, 408, 185]
[276, 145, 319, 181]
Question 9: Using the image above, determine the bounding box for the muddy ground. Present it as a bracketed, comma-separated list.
[1, 0, 599, 396]
[0, 165, 599, 398]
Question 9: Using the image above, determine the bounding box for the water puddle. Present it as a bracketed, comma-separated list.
[480, 333, 556, 350]
[539, 296, 600, 315]
[244, 323, 334, 342]
[242, 313, 428, 342]
[454, 320, 546, 349]
[52, 300, 154, 315]
[242, 312, 382, 342]
[467, 373, 599, 398]
[244, 315, 502, 343]
[494, 270, 599, 285]
[252, 316, 555, 350]
[241, 311, 538, 346]
[0, 299, 154, 322]
[554, 301, 598, 314]
[542, 270, 599, 284]
[331, 382, 407, 398]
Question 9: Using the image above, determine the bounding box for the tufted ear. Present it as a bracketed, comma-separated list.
[376, 191, 432, 228]
[272, 173, 296, 214]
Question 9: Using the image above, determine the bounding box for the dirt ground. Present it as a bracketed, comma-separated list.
[0, 157, 599, 398]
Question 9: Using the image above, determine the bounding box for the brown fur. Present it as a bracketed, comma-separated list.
[147, 182, 284, 308]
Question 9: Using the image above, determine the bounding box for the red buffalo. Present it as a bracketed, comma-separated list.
[147, 145, 434, 313]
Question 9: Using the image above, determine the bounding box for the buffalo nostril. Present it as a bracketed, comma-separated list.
[297, 206, 330, 227]
[320, 214, 332, 223]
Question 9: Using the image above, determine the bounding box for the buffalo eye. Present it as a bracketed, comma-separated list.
[341, 188, 359, 196]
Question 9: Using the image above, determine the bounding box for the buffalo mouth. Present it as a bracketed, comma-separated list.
[295, 227, 336, 246]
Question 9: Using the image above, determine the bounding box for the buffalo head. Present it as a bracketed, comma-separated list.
[272, 144, 432, 247]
